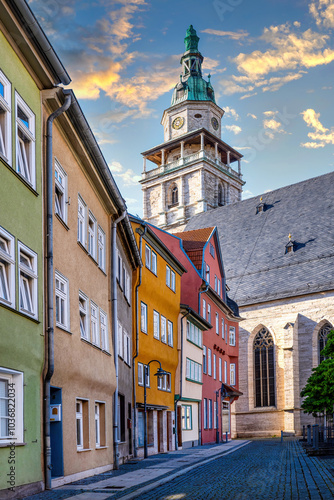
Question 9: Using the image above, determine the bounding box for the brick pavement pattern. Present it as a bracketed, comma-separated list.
[25, 439, 334, 500]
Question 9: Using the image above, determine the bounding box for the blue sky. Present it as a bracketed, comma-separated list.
[31, 0, 334, 216]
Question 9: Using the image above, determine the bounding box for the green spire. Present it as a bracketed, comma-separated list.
[184, 25, 199, 52]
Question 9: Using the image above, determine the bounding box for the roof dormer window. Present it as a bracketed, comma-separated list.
[256, 197, 265, 214]
[285, 234, 295, 254]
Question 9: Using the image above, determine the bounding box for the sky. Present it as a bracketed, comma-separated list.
[30, 0, 334, 216]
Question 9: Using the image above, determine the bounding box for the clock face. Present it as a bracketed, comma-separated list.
[211, 117, 219, 130]
[172, 116, 185, 130]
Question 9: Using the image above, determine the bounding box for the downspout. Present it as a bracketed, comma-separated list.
[132, 226, 146, 457]
[44, 93, 72, 490]
[174, 309, 190, 450]
[112, 211, 126, 470]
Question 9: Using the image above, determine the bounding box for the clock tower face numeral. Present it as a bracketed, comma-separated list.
[211, 117, 219, 130]
[172, 116, 185, 130]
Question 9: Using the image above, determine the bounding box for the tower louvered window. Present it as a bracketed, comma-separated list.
[254, 328, 275, 407]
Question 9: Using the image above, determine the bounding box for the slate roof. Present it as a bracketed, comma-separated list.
[185, 171, 334, 306]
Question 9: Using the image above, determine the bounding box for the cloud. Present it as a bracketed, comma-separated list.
[224, 106, 240, 120]
[309, 0, 334, 28]
[109, 161, 141, 185]
[263, 119, 283, 131]
[242, 190, 254, 199]
[247, 113, 257, 119]
[300, 108, 334, 148]
[201, 28, 249, 40]
[225, 125, 242, 135]
[240, 92, 257, 99]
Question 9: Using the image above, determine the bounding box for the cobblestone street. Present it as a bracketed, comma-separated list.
[24, 439, 334, 500]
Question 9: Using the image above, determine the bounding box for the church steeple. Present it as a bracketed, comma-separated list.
[171, 25, 215, 106]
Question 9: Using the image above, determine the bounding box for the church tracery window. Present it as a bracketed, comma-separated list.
[168, 184, 179, 208]
[253, 327, 275, 408]
[318, 322, 332, 364]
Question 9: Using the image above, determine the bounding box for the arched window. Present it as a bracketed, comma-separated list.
[218, 184, 225, 206]
[319, 323, 332, 364]
[253, 327, 275, 407]
[171, 185, 178, 206]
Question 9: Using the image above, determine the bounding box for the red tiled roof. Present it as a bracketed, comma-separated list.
[174, 227, 215, 271]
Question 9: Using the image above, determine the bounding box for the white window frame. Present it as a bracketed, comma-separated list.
[95, 403, 100, 447]
[141, 302, 147, 333]
[229, 326, 236, 346]
[125, 270, 131, 304]
[98, 226, 106, 272]
[219, 357, 222, 382]
[221, 318, 225, 339]
[151, 250, 157, 275]
[55, 271, 69, 330]
[161, 315, 167, 343]
[77, 196, 86, 247]
[54, 159, 67, 223]
[216, 313, 219, 335]
[217, 279, 221, 296]
[167, 320, 173, 347]
[203, 398, 207, 429]
[153, 310, 160, 339]
[145, 244, 151, 269]
[166, 265, 171, 288]
[118, 321, 123, 359]
[76, 400, 84, 450]
[0, 226, 15, 308]
[202, 298, 206, 319]
[0, 368, 24, 443]
[100, 310, 109, 352]
[230, 363, 236, 386]
[79, 291, 89, 341]
[203, 346, 207, 374]
[15, 92, 35, 187]
[214, 401, 217, 429]
[224, 360, 227, 384]
[18, 241, 38, 319]
[182, 405, 192, 430]
[186, 320, 202, 348]
[213, 354, 216, 380]
[171, 270, 175, 292]
[208, 348, 212, 376]
[207, 303, 211, 324]
[186, 358, 202, 383]
[0, 70, 12, 166]
[91, 301, 99, 346]
[123, 330, 131, 365]
[117, 249, 122, 287]
[88, 211, 97, 260]
[157, 372, 171, 392]
[138, 362, 144, 386]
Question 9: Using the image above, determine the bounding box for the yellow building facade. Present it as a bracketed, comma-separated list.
[130, 218, 186, 456]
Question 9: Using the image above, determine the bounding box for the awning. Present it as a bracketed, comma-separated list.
[221, 383, 243, 399]
[136, 403, 169, 411]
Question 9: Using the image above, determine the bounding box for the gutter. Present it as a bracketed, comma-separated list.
[112, 211, 126, 470]
[44, 93, 72, 490]
[132, 226, 146, 457]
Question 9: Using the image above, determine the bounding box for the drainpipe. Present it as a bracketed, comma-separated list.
[174, 309, 190, 450]
[112, 211, 126, 470]
[44, 93, 72, 490]
[132, 226, 146, 457]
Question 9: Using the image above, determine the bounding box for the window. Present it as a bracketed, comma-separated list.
[215, 313, 219, 335]
[91, 302, 99, 346]
[145, 244, 151, 269]
[18, 242, 37, 318]
[205, 263, 210, 283]
[167, 320, 173, 347]
[98, 227, 106, 272]
[319, 323, 332, 364]
[55, 160, 67, 223]
[88, 212, 97, 259]
[208, 399, 212, 429]
[124, 270, 131, 303]
[221, 318, 225, 339]
[95, 403, 100, 447]
[186, 320, 202, 348]
[171, 185, 178, 206]
[141, 302, 147, 333]
[157, 372, 171, 392]
[76, 399, 89, 450]
[151, 251, 157, 275]
[0, 368, 23, 443]
[217, 279, 221, 296]
[202, 298, 206, 319]
[230, 363, 236, 386]
[182, 405, 192, 430]
[219, 358, 222, 382]
[208, 348, 212, 376]
[0, 227, 15, 308]
[117, 249, 122, 287]
[77, 196, 86, 246]
[145, 244, 157, 275]
[207, 304, 211, 324]
[203, 398, 207, 429]
[224, 360, 227, 383]
[213, 354, 216, 379]
[214, 275, 218, 292]
[55, 271, 69, 330]
[218, 183, 225, 206]
[118, 321, 123, 359]
[166, 265, 175, 291]
[214, 401, 217, 429]
[161, 316, 167, 343]
[95, 402, 106, 447]
[153, 310, 160, 339]
[123, 330, 131, 365]
[186, 358, 202, 383]
[0, 70, 11, 165]
[118, 394, 125, 442]
[138, 363, 150, 387]
[100, 310, 109, 352]
[79, 292, 89, 340]
[15, 93, 35, 187]
[210, 243, 215, 258]
[254, 327, 275, 407]
[203, 346, 207, 374]
[229, 326, 236, 346]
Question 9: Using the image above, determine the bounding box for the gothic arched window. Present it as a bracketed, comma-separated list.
[218, 184, 225, 206]
[253, 327, 275, 407]
[171, 185, 178, 206]
[319, 323, 332, 364]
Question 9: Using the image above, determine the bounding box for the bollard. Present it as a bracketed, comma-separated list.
[302, 425, 306, 441]
[281, 430, 283, 443]
[313, 424, 319, 450]
[307, 425, 311, 445]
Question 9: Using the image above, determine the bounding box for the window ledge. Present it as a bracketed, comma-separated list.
[102, 350, 111, 357]
[2, 161, 39, 196]
[55, 213, 69, 231]
[77, 448, 91, 453]
[185, 378, 203, 385]
[80, 338, 103, 352]
[0, 302, 40, 324]
[77, 240, 88, 254]
[56, 324, 72, 335]
[96, 446, 108, 450]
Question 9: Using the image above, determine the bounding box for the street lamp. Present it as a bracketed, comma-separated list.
[143, 359, 168, 458]
[216, 384, 227, 444]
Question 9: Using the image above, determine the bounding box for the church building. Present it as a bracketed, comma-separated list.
[141, 26, 334, 438]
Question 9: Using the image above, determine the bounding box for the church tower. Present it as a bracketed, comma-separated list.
[140, 25, 244, 231]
